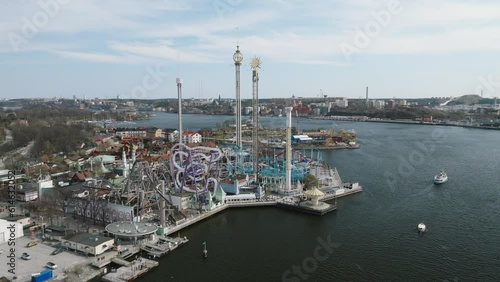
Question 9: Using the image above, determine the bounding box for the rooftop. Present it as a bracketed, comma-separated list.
[62, 232, 113, 247]
[105, 221, 158, 237]
[1, 214, 30, 221]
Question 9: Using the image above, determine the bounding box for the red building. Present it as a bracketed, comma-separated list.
[387, 100, 396, 109]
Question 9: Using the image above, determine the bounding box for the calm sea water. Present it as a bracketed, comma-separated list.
[130, 113, 500, 282]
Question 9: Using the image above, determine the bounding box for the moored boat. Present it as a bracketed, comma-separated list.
[434, 171, 448, 184]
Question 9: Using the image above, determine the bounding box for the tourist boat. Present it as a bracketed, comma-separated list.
[434, 171, 448, 184]
[417, 223, 426, 233]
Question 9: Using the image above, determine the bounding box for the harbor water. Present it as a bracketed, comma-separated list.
[128, 113, 500, 282]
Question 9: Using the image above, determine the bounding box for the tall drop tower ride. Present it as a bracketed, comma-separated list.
[250, 57, 262, 178]
[177, 77, 183, 144]
[233, 46, 243, 149]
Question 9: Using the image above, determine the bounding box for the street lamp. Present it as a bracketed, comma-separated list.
[40, 215, 44, 237]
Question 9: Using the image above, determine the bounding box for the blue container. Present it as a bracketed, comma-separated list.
[31, 269, 53, 282]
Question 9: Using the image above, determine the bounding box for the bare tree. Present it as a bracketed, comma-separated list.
[37, 188, 72, 225]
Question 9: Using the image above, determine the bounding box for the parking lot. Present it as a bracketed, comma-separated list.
[0, 236, 91, 281]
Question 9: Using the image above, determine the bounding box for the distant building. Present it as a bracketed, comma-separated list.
[387, 100, 396, 109]
[422, 115, 433, 122]
[244, 106, 253, 115]
[15, 187, 38, 202]
[18, 118, 29, 125]
[370, 100, 385, 109]
[292, 135, 314, 143]
[147, 128, 162, 138]
[115, 128, 147, 138]
[335, 98, 349, 108]
[168, 130, 179, 143]
[182, 132, 202, 144]
[71, 170, 94, 182]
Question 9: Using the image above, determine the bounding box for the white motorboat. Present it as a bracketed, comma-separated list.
[434, 171, 448, 184]
[417, 223, 426, 233]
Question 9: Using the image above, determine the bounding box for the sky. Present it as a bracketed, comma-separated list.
[1, 0, 500, 100]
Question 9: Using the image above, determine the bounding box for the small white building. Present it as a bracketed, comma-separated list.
[60, 233, 114, 256]
[2, 215, 32, 227]
[115, 129, 147, 138]
[169, 195, 191, 210]
[169, 130, 179, 143]
[185, 132, 202, 144]
[336, 98, 349, 108]
[244, 106, 253, 115]
[15, 187, 38, 202]
[371, 100, 385, 109]
[0, 219, 24, 244]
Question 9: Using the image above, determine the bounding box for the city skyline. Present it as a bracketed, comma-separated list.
[1, 0, 500, 99]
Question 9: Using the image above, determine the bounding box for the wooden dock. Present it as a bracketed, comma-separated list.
[140, 236, 189, 258]
[277, 201, 337, 216]
[101, 258, 158, 282]
[165, 204, 229, 235]
[321, 185, 363, 202]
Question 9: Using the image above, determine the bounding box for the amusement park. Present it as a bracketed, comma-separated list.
[0, 46, 361, 282]
[96, 48, 363, 234]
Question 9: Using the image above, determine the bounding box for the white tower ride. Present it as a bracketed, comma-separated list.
[250, 57, 262, 178]
[177, 77, 183, 144]
[233, 46, 243, 149]
[285, 107, 293, 190]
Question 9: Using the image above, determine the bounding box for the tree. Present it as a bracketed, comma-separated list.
[4, 153, 27, 171]
[303, 173, 319, 189]
[92, 160, 104, 177]
[37, 188, 72, 225]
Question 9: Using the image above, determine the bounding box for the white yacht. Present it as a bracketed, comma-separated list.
[434, 171, 448, 184]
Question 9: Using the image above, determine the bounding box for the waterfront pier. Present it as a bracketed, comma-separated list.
[101, 257, 159, 282]
[277, 201, 337, 215]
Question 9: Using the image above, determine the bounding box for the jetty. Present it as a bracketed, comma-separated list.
[140, 236, 189, 257]
[158, 186, 362, 236]
[101, 257, 158, 282]
[277, 201, 337, 215]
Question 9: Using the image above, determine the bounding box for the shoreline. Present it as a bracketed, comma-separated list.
[293, 144, 360, 150]
[308, 116, 500, 131]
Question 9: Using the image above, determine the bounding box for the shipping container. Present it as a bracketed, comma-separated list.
[31, 269, 52, 282]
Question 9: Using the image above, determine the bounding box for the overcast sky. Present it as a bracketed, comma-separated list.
[1, 0, 500, 99]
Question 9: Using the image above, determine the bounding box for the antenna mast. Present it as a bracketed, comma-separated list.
[236, 26, 239, 46]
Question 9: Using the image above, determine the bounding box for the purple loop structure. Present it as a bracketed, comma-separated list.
[170, 143, 222, 201]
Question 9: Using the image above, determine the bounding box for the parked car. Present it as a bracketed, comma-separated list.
[46, 262, 57, 269]
[21, 253, 31, 260]
[26, 241, 38, 247]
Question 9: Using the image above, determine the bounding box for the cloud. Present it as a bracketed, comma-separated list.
[2, 0, 500, 65]
[108, 42, 219, 63]
[52, 50, 151, 64]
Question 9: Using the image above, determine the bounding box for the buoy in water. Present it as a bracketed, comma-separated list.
[417, 223, 426, 233]
[202, 241, 208, 258]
